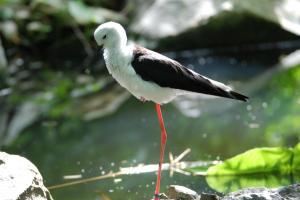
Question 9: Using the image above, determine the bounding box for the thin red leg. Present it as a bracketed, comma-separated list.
[154, 103, 167, 200]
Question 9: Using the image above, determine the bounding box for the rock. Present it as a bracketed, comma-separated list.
[278, 184, 300, 199]
[222, 184, 300, 200]
[222, 187, 281, 200]
[167, 185, 200, 200]
[158, 193, 169, 199]
[150, 193, 169, 200]
[131, 0, 300, 38]
[0, 152, 53, 200]
[131, 0, 223, 38]
[159, 184, 300, 200]
[201, 193, 220, 200]
[158, 11, 298, 51]
[131, 0, 300, 53]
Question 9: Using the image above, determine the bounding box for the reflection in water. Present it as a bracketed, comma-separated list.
[48, 149, 216, 190]
[206, 173, 298, 194]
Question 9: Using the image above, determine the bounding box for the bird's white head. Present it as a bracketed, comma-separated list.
[94, 22, 127, 49]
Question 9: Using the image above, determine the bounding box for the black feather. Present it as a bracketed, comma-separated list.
[131, 45, 249, 102]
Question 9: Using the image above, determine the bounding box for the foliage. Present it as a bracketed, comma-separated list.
[263, 65, 300, 142]
[189, 143, 300, 193]
[0, 0, 129, 145]
[206, 145, 298, 175]
[0, 0, 126, 43]
[188, 144, 299, 176]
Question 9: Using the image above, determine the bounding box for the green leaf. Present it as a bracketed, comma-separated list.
[293, 143, 300, 172]
[207, 147, 294, 176]
[202, 144, 300, 193]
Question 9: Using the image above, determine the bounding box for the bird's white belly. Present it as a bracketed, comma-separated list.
[108, 64, 180, 104]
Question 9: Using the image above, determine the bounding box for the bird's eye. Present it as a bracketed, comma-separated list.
[102, 35, 107, 39]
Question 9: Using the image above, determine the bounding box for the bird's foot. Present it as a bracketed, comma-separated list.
[140, 96, 147, 103]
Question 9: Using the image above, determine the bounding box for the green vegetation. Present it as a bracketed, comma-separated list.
[264, 65, 300, 142]
[0, 0, 132, 146]
[207, 143, 300, 175]
[188, 143, 300, 193]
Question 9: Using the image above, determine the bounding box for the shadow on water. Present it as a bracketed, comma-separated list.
[3, 44, 300, 199]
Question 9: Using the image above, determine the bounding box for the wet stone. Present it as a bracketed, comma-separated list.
[222, 184, 300, 200]
[167, 185, 200, 200]
[158, 193, 169, 199]
[278, 183, 300, 199]
[200, 193, 220, 200]
[158, 184, 300, 200]
[0, 152, 53, 200]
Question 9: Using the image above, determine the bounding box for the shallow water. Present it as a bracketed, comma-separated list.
[4, 47, 300, 199]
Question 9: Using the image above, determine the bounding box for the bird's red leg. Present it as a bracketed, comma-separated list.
[154, 103, 167, 200]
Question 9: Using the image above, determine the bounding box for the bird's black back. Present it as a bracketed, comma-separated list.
[131, 45, 248, 102]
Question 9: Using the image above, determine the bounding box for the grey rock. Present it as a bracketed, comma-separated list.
[201, 193, 220, 200]
[222, 187, 281, 200]
[159, 184, 300, 200]
[0, 152, 53, 200]
[278, 184, 300, 199]
[167, 185, 200, 200]
[158, 193, 169, 199]
[131, 0, 300, 38]
[222, 184, 300, 200]
[131, 0, 221, 38]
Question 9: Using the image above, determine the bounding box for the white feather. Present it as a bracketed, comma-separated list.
[93, 22, 183, 104]
[103, 44, 181, 104]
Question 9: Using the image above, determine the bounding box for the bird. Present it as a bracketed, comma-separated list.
[94, 21, 248, 200]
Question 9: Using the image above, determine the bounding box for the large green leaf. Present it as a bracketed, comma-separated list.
[207, 147, 294, 175]
[204, 143, 300, 176]
[203, 144, 300, 193]
[293, 143, 300, 172]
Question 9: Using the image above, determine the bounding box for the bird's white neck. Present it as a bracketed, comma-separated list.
[104, 42, 131, 61]
[103, 43, 133, 74]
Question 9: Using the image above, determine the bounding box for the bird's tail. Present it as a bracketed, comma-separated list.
[198, 75, 249, 102]
[227, 90, 249, 102]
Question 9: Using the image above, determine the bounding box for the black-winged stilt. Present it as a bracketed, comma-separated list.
[94, 22, 248, 200]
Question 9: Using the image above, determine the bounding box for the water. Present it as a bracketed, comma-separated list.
[3, 46, 300, 199]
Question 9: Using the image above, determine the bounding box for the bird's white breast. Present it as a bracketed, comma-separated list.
[103, 45, 181, 104]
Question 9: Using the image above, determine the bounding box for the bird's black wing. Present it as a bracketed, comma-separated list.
[131, 45, 248, 102]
